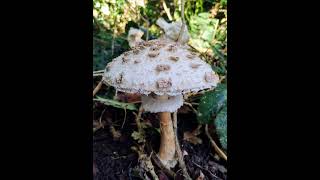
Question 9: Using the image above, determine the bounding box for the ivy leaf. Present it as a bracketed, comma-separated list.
[197, 83, 227, 124]
[215, 105, 227, 150]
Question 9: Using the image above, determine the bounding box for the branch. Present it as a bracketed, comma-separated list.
[93, 80, 103, 97]
[205, 124, 227, 161]
[162, 0, 173, 21]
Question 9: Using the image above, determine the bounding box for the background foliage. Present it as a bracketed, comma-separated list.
[93, 0, 227, 150]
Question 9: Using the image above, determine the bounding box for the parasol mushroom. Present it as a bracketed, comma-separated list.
[103, 22, 219, 168]
[103, 40, 219, 168]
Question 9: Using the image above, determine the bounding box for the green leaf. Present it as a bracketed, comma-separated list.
[197, 83, 227, 124]
[201, 28, 214, 41]
[215, 105, 227, 150]
[94, 96, 137, 110]
[131, 131, 145, 143]
[212, 45, 227, 62]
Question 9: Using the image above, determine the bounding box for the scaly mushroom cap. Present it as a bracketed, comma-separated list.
[103, 38, 219, 96]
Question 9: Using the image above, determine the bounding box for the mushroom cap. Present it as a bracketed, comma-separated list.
[156, 17, 190, 44]
[103, 38, 219, 96]
[141, 94, 183, 113]
[127, 27, 144, 48]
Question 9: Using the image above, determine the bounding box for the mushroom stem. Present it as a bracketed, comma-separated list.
[158, 112, 176, 166]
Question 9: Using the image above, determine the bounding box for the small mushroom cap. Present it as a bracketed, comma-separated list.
[156, 18, 190, 44]
[141, 95, 183, 113]
[103, 38, 219, 96]
[127, 27, 144, 48]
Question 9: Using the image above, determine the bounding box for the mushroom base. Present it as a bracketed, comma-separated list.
[158, 112, 177, 168]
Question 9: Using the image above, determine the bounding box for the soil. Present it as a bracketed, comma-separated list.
[93, 105, 227, 180]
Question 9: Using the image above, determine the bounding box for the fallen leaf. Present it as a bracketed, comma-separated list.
[183, 131, 203, 145]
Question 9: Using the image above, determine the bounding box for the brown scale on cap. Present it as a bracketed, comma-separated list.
[204, 72, 218, 83]
[187, 53, 196, 59]
[156, 64, 171, 72]
[143, 41, 153, 47]
[148, 51, 160, 57]
[134, 59, 141, 64]
[116, 73, 124, 84]
[157, 42, 167, 48]
[190, 51, 197, 56]
[166, 44, 177, 52]
[169, 56, 179, 62]
[150, 45, 161, 51]
[123, 51, 130, 56]
[137, 45, 145, 50]
[122, 56, 130, 63]
[132, 49, 140, 54]
[190, 63, 201, 68]
[105, 63, 112, 71]
[156, 78, 172, 89]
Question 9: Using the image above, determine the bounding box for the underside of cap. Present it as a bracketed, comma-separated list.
[141, 94, 183, 113]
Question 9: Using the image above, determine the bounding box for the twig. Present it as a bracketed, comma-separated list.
[183, 102, 197, 113]
[140, 14, 150, 40]
[127, 3, 149, 41]
[162, 0, 173, 21]
[193, 124, 202, 135]
[93, 70, 105, 74]
[212, 19, 220, 44]
[111, 33, 115, 56]
[93, 37, 108, 46]
[93, 73, 103, 77]
[93, 120, 106, 133]
[99, 108, 107, 128]
[191, 161, 220, 179]
[129, 101, 142, 104]
[173, 111, 192, 180]
[106, 117, 122, 140]
[205, 124, 227, 161]
[177, 0, 186, 42]
[93, 16, 101, 32]
[135, 106, 144, 132]
[93, 80, 103, 96]
[121, 107, 127, 129]
[218, 76, 226, 83]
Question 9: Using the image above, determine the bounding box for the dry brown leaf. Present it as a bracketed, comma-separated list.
[183, 131, 203, 145]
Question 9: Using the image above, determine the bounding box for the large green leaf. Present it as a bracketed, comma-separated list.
[197, 83, 227, 124]
[215, 105, 227, 150]
[94, 96, 137, 110]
